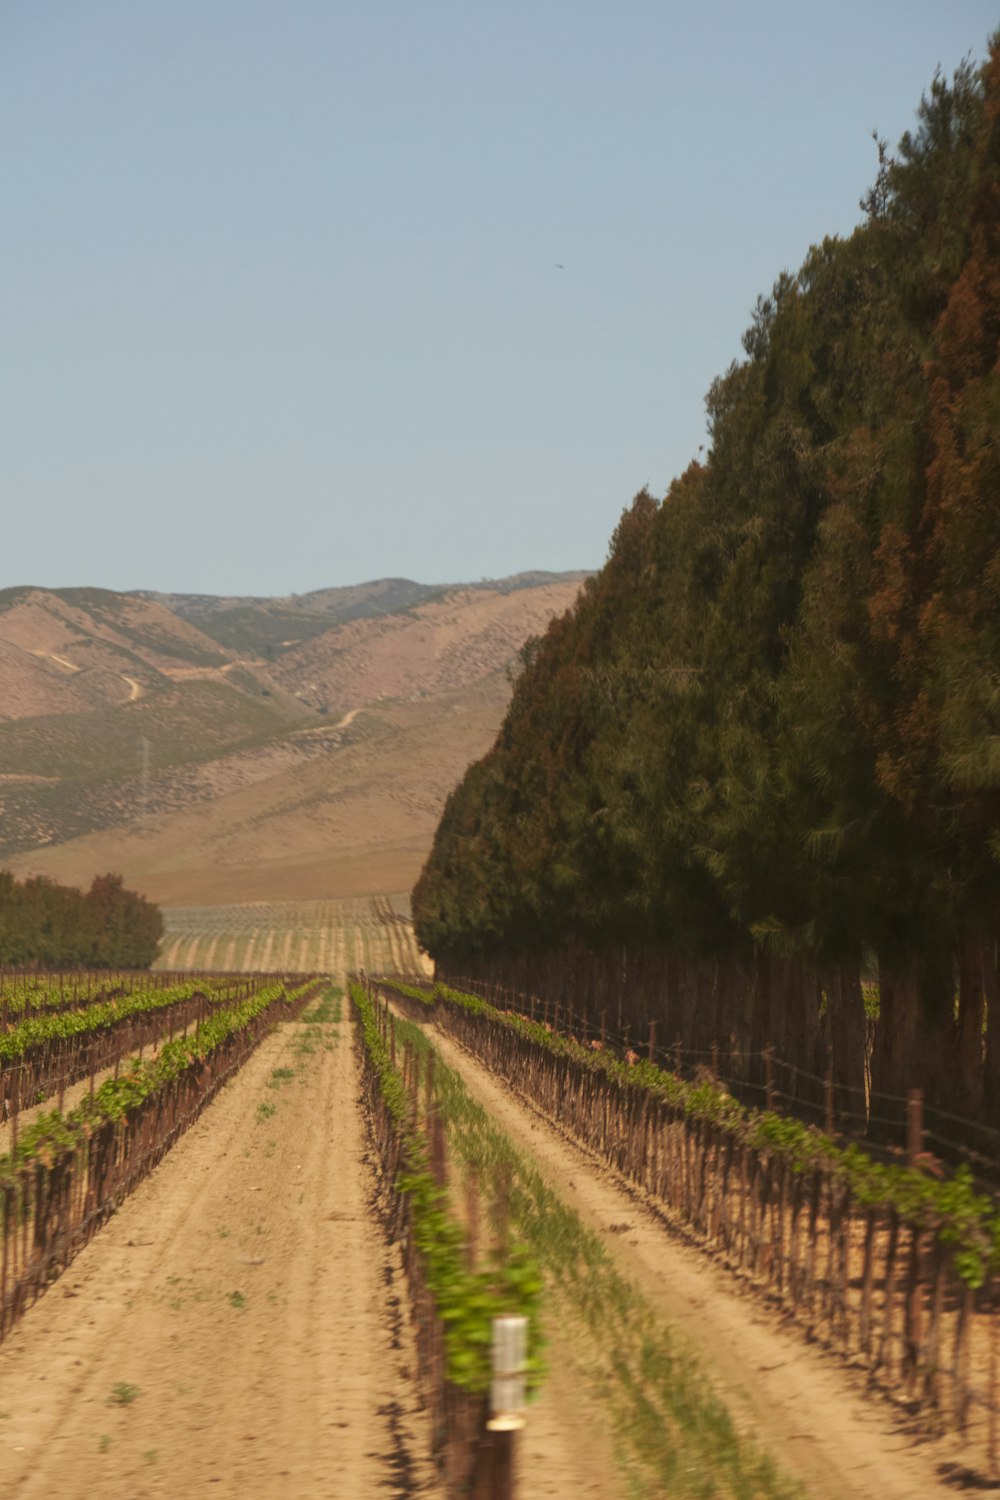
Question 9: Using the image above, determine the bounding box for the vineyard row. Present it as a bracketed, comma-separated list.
[377, 975, 1000, 1472]
[0, 975, 322, 1344]
[350, 978, 543, 1494]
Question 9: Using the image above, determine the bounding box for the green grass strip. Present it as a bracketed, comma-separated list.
[391, 1008, 802, 1500]
[350, 980, 544, 1396]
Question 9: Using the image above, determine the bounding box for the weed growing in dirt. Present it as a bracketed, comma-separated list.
[144, 1449, 158, 1465]
[296, 984, 342, 1057]
[392, 1014, 802, 1500]
[229, 1291, 247, 1310]
[303, 985, 342, 1025]
[109, 1382, 139, 1406]
[98, 1435, 111, 1453]
[257, 1099, 277, 1121]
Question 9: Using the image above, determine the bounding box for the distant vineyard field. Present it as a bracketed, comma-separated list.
[156, 894, 431, 976]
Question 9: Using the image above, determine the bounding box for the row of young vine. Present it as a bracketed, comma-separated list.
[0, 975, 262, 1133]
[349, 977, 544, 1493]
[0, 975, 321, 1342]
[0, 969, 224, 1023]
[379, 975, 1000, 1457]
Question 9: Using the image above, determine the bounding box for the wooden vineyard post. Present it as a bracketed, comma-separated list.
[600, 1011, 607, 1049]
[1, 1184, 10, 1338]
[710, 1041, 718, 1083]
[647, 1020, 656, 1065]
[494, 1162, 512, 1261]
[673, 1036, 681, 1078]
[989, 1273, 998, 1471]
[431, 1111, 447, 1191]
[764, 1047, 774, 1114]
[824, 1068, 834, 1136]
[466, 1167, 479, 1271]
[860, 1210, 876, 1356]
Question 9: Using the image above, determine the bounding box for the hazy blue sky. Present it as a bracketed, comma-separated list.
[3, 2, 996, 595]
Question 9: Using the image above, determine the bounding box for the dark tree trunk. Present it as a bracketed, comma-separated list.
[983, 937, 1000, 1130]
[953, 936, 986, 1121]
[869, 956, 919, 1138]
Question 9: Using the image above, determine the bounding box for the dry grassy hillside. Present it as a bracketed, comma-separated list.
[269, 583, 582, 714]
[0, 574, 584, 906]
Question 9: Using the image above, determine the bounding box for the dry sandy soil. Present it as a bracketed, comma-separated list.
[0, 1000, 439, 1500]
[0, 991, 613, 1500]
[0, 970, 981, 1499]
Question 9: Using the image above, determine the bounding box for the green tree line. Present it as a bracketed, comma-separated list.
[0, 871, 163, 969]
[414, 40, 1000, 1130]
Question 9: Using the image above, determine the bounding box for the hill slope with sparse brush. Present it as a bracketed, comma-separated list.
[0, 573, 587, 905]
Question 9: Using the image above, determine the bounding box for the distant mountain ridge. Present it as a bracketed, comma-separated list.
[0, 571, 588, 905]
[135, 571, 592, 655]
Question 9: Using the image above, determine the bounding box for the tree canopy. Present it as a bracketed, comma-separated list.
[0, 870, 163, 969]
[413, 42, 1000, 1123]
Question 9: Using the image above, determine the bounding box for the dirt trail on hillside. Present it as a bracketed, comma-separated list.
[426, 1020, 971, 1500]
[0, 1006, 439, 1499]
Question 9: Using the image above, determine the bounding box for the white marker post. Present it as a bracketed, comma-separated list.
[488, 1315, 527, 1499]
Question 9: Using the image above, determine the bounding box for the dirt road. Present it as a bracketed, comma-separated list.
[0, 997, 439, 1499]
[426, 1018, 971, 1500]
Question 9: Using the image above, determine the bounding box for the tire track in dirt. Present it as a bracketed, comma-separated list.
[0, 998, 439, 1499]
[426, 1019, 967, 1500]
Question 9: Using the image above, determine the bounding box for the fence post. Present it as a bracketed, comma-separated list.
[824, 1068, 835, 1136]
[487, 1315, 527, 1500]
[647, 1020, 656, 1064]
[600, 1010, 607, 1048]
[710, 1040, 718, 1082]
[764, 1046, 774, 1113]
[673, 1036, 682, 1078]
[989, 1273, 998, 1479]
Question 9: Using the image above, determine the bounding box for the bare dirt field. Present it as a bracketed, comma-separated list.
[424, 1017, 977, 1500]
[156, 894, 431, 974]
[0, 995, 439, 1500]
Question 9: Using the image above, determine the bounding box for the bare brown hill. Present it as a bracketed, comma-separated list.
[0, 574, 584, 904]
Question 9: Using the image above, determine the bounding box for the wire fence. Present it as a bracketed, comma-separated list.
[438, 972, 1000, 1196]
